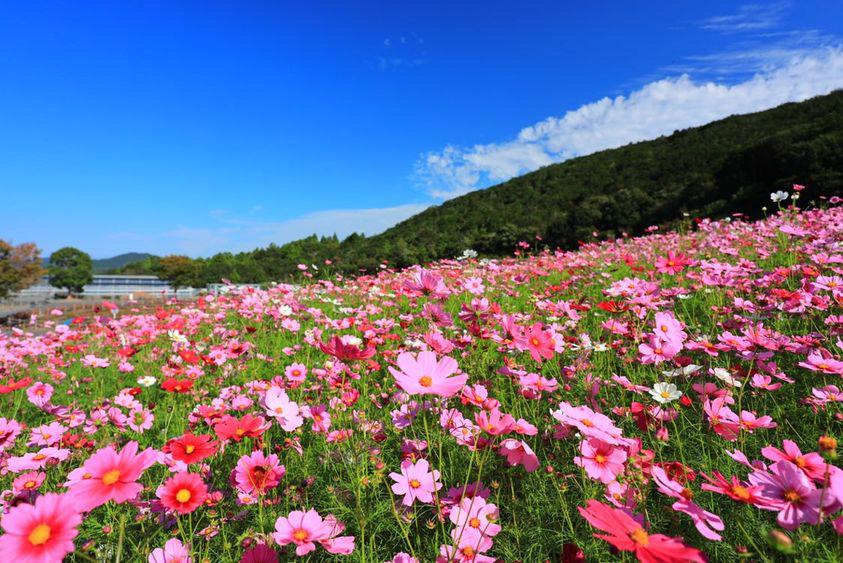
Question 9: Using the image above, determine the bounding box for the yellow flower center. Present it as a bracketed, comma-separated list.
[185, 444, 196, 454]
[469, 517, 481, 528]
[293, 529, 309, 542]
[732, 485, 750, 500]
[594, 454, 607, 464]
[581, 419, 593, 427]
[24, 480, 37, 489]
[176, 488, 192, 503]
[629, 527, 649, 546]
[102, 469, 121, 485]
[409, 479, 421, 489]
[419, 376, 433, 387]
[660, 391, 671, 399]
[28, 523, 51, 546]
[784, 489, 801, 503]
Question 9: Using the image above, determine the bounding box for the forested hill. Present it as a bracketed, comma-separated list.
[124, 90, 843, 283]
[348, 89, 843, 268]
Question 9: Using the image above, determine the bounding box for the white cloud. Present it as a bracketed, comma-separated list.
[700, 2, 787, 33]
[148, 203, 430, 257]
[416, 48, 843, 199]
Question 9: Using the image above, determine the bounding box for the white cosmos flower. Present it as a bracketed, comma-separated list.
[167, 330, 188, 344]
[661, 364, 701, 378]
[649, 382, 682, 404]
[137, 376, 157, 387]
[712, 367, 742, 387]
[770, 191, 789, 203]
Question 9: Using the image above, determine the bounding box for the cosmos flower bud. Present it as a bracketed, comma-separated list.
[767, 529, 794, 554]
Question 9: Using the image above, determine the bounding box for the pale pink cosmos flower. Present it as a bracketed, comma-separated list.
[149, 538, 191, 563]
[27, 421, 67, 447]
[389, 458, 443, 506]
[262, 387, 304, 431]
[388, 351, 467, 398]
[65, 440, 157, 512]
[449, 496, 502, 538]
[273, 509, 354, 556]
[552, 402, 626, 445]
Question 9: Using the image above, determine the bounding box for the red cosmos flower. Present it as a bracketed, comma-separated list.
[214, 414, 270, 442]
[164, 433, 218, 464]
[156, 472, 208, 515]
[578, 500, 704, 562]
[161, 378, 193, 393]
[597, 300, 629, 313]
[0, 377, 33, 394]
[318, 335, 376, 361]
[178, 349, 201, 365]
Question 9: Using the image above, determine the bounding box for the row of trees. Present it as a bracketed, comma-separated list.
[0, 243, 95, 299]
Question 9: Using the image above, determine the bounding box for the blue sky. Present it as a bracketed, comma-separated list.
[3, 1, 843, 258]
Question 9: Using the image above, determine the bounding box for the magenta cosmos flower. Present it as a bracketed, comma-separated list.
[749, 460, 833, 530]
[65, 440, 157, 512]
[574, 437, 628, 484]
[388, 351, 467, 398]
[0, 493, 83, 562]
[389, 458, 443, 506]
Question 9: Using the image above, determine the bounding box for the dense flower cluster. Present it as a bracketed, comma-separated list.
[0, 199, 842, 561]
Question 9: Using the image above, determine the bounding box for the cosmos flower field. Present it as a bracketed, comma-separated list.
[1, 202, 842, 562]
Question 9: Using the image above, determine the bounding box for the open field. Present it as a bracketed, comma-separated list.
[1, 202, 842, 562]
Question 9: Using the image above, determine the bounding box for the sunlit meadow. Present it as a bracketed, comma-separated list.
[1, 192, 842, 562]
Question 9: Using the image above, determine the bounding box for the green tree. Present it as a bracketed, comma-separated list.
[0, 240, 45, 299]
[155, 255, 200, 292]
[48, 247, 93, 296]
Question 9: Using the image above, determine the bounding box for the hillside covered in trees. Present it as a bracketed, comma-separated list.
[123, 90, 843, 284]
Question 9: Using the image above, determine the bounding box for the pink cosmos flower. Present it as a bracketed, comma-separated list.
[0, 493, 83, 562]
[234, 450, 285, 495]
[285, 363, 307, 385]
[552, 402, 626, 445]
[389, 458, 443, 506]
[798, 351, 843, 375]
[12, 471, 46, 495]
[149, 538, 191, 563]
[651, 466, 725, 541]
[273, 509, 354, 556]
[0, 417, 22, 452]
[574, 437, 628, 484]
[638, 336, 680, 364]
[474, 408, 514, 436]
[65, 440, 157, 512]
[654, 251, 690, 275]
[263, 387, 304, 431]
[26, 382, 53, 408]
[521, 323, 555, 363]
[388, 351, 467, 398]
[703, 397, 741, 441]
[498, 438, 539, 472]
[749, 460, 833, 530]
[438, 527, 495, 562]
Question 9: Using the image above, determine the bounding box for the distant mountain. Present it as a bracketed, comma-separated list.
[92, 253, 155, 273]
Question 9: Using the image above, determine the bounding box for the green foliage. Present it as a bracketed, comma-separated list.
[154, 255, 202, 291]
[48, 246, 93, 295]
[0, 240, 44, 299]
